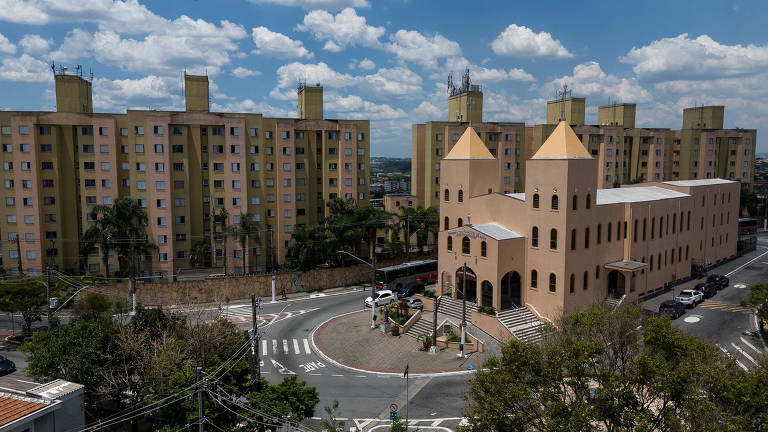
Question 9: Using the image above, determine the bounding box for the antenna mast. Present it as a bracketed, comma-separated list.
[557, 84, 572, 122]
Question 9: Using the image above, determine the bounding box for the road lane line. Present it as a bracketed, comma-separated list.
[731, 342, 758, 366]
[272, 339, 278, 354]
[293, 338, 300, 354]
[262, 339, 268, 356]
[725, 247, 768, 277]
[740, 337, 761, 354]
[303, 338, 311, 354]
[283, 339, 289, 354]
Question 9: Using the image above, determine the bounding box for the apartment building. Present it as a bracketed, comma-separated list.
[411, 78, 756, 208]
[0, 73, 370, 277]
[437, 123, 739, 321]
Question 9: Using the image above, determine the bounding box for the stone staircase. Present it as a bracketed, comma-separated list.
[497, 307, 548, 344]
[405, 316, 433, 337]
[437, 295, 474, 321]
[604, 293, 626, 310]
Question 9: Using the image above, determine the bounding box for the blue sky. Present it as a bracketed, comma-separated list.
[0, 0, 767, 157]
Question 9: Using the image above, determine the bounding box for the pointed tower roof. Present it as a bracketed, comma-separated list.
[532, 121, 592, 159]
[444, 127, 494, 160]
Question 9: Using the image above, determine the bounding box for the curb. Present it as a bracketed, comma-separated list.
[310, 311, 479, 378]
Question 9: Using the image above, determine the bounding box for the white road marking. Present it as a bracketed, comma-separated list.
[740, 337, 761, 354]
[262, 339, 268, 356]
[303, 338, 312, 354]
[282, 339, 289, 355]
[14, 379, 40, 385]
[272, 339, 278, 354]
[293, 338, 301, 354]
[726, 247, 768, 277]
[332, 374, 344, 377]
[270, 358, 296, 375]
[355, 375, 367, 378]
[731, 342, 759, 366]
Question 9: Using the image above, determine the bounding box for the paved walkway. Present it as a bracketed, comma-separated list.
[313, 310, 495, 374]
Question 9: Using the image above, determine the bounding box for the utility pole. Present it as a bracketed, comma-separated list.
[431, 296, 438, 352]
[15, 235, 22, 275]
[197, 367, 205, 432]
[460, 262, 467, 359]
[270, 226, 276, 303]
[250, 293, 260, 389]
[405, 215, 410, 260]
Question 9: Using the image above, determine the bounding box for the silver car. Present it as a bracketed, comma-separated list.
[674, 289, 703, 307]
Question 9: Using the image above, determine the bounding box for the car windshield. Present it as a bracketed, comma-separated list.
[678, 292, 692, 297]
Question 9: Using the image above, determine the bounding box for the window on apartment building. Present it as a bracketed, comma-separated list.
[101, 179, 111, 188]
[531, 227, 539, 247]
[461, 236, 470, 254]
[550, 229, 558, 250]
[551, 195, 559, 210]
[155, 162, 164, 172]
[570, 229, 577, 250]
[137, 181, 146, 190]
[532, 194, 539, 208]
[458, 189, 464, 203]
[549, 274, 556, 292]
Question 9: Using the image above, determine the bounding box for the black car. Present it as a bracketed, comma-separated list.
[397, 282, 425, 299]
[658, 300, 686, 319]
[694, 282, 717, 299]
[0, 355, 16, 375]
[706, 274, 729, 289]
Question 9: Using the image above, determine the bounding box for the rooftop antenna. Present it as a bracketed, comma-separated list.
[557, 83, 572, 122]
[89, 68, 94, 82]
[75, 64, 82, 78]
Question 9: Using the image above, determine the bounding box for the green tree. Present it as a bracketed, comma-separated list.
[741, 188, 760, 217]
[227, 212, 261, 274]
[213, 208, 229, 270]
[0, 278, 47, 337]
[285, 226, 336, 270]
[321, 400, 345, 432]
[399, 205, 439, 254]
[742, 281, 768, 333]
[189, 240, 212, 268]
[462, 304, 765, 432]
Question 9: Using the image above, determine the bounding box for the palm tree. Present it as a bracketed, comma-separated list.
[81, 212, 116, 277]
[399, 206, 439, 255]
[213, 208, 228, 271]
[227, 212, 261, 274]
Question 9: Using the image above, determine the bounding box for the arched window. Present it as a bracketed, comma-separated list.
[531, 270, 538, 288]
[607, 222, 612, 242]
[650, 255, 654, 271]
[570, 229, 577, 250]
[569, 274, 575, 293]
[671, 248, 675, 264]
[583, 271, 589, 290]
[444, 188, 450, 202]
[447, 236, 453, 251]
[679, 212, 684, 232]
[651, 218, 655, 240]
[658, 253, 662, 268]
[673, 213, 677, 233]
[586, 193, 591, 209]
[643, 218, 647, 241]
[685, 245, 689, 260]
[597, 224, 602, 244]
[633, 219, 638, 242]
[678, 247, 682, 261]
[444, 216, 449, 230]
[551, 195, 559, 210]
[531, 226, 539, 247]
[572, 195, 578, 211]
[550, 229, 558, 250]
[549, 273, 557, 292]
[458, 189, 464, 203]
[660, 216, 664, 238]
[533, 193, 540, 209]
[584, 227, 590, 249]
[480, 241, 487, 257]
[462, 236, 470, 254]
[595, 265, 600, 279]
[458, 218, 463, 227]
[687, 211, 691, 231]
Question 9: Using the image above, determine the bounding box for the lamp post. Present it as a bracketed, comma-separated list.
[338, 250, 377, 329]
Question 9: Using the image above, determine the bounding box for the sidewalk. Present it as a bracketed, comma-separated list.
[313, 310, 494, 375]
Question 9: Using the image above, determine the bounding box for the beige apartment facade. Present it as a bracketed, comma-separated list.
[437, 123, 739, 321]
[0, 74, 370, 277]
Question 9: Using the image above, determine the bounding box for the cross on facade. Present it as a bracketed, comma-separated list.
[558, 84, 571, 122]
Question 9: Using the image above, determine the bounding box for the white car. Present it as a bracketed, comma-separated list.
[365, 290, 396, 308]
[674, 289, 703, 307]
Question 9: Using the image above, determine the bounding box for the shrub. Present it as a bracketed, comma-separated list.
[422, 290, 436, 298]
[477, 305, 497, 316]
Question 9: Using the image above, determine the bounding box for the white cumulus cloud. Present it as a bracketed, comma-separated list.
[546, 61, 651, 103]
[357, 58, 375, 70]
[296, 8, 384, 51]
[92, 75, 181, 111]
[232, 66, 261, 78]
[0, 54, 51, 83]
[19, 34, 52, 54]
[387, 30, 461, 69]
[251, 26, 312, 59]
[491, 24, 573, 59]
[0, 32, 16, 54]
[621, 33, 768, 82]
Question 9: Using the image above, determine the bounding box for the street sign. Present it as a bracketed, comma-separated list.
[390, 412, 398, 421]
[390, 403, 398, 413]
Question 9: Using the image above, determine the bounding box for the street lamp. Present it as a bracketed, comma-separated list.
[338, 250, 377, 329]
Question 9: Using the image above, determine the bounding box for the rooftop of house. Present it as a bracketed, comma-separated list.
[663, 179, 737, 187]
[531, 121, 592, 159]
[471, 223, 523, 240]
[596, 186, 690, 205]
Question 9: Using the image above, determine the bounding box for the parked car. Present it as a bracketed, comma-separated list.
[397, 282, 425, 299]
[706, 274, 729, 289]
[365, 290, 396, 308]
[658, 300, 686, 319]
[694, 282, 717, 299]
[414, 272, 438, 285]
[675, 289, 703, 307]
[0, 355, 15, 375]
[403, 297, 423, 310]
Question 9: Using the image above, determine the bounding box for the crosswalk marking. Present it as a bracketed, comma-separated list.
[303, 338, 311, 354]
[293, 338, 301, 354]
[283, 339, 289, 355]
[272, 339, 278, 354]
[698, 300, 750, 313]
[260, 338, 313, 356]
[740, 337, 761, 355]
[262, 339, 268, 356]
[731, 342, 759, 366]
[717, 344, 748, 371]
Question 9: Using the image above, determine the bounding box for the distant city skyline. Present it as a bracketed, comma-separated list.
[0, 0, 766, 157]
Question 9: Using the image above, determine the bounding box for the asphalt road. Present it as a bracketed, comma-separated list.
[643, 237, 768, 371]
[220, 288, 471, 431]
